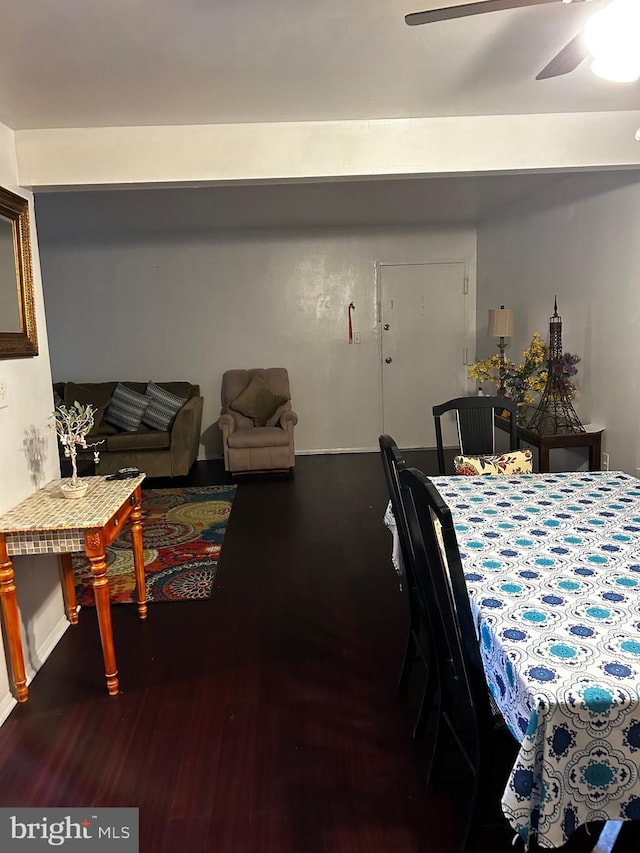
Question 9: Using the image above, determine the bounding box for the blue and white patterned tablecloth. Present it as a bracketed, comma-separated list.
[431, 471, 640, 849]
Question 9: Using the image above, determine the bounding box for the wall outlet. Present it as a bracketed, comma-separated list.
[353, 332, 361, 344]
[602, 452, 610, 471]
[0, 381, 7, 409]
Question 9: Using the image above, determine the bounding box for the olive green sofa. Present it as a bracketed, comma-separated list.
[53, 380, 203, 478]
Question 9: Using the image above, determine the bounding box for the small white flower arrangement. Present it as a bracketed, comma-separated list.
[51, 402, 104, 493]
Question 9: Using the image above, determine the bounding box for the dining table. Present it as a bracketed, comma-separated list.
[416, 470, 640, 849]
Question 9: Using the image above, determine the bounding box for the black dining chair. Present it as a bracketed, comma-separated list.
[432, 395, 518, 475]
[379, 434, 436, 738]
[398, 465, 519, 852]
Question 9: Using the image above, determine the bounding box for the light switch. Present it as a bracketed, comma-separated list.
[0, 381, 7, 409]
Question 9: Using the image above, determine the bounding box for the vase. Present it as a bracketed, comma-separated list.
[60, 479, 89, 500]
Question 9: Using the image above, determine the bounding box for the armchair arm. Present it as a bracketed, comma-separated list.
[280, 409, 298, 467]
[218, 412, 238, 471]
[169, 396, 203, 476]
[218, 412, 237, 435]
[280, 410, 298, 428]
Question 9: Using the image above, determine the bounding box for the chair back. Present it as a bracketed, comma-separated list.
[221, 368, 291, 408]
[380, 435, 439, 739]
[398, 466, 498, 768]
[379, 435, 414, 586]
[432, 395, 518, 475]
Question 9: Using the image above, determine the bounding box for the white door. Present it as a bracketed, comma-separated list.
[380, 261, 469, 449]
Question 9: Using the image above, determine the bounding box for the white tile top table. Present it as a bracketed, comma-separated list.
[0, 475, 146, 701]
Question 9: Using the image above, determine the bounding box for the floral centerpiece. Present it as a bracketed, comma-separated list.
[468, 331, 581, 420]
[468, 331, 548, 407]
[51, 402, 104, 497]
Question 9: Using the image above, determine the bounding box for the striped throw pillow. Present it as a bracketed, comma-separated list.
[105, 384, 150, 432]
[142, 382, 188, 431]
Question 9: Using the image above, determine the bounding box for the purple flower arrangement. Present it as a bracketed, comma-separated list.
[550, 352, 581, 397]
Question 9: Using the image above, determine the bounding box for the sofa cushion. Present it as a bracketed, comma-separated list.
[142, 381, 188, 431]
[119, 380, 195, 398]
[105, 384, 150, 432]
[61, 382, 118, 437]
[227, 426, 290, 448]
[64, 381, 117, 409]
[85, 405, 109, 437]
[106, 430, 171, 452]
[453, 449, 533, 476]
[90, 418, 119, 437]
[229, 375, 289, 427]
[155, 381, 196, 399]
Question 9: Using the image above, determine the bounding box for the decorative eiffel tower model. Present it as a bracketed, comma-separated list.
[527, 299, 585, 435]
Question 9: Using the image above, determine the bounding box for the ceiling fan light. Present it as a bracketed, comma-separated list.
[584, 0, 640, 58]
[591, 55, 640, 83]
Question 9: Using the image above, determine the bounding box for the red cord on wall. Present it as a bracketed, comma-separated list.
[348, 302, 355, 344]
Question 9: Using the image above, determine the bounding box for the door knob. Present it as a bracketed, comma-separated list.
[383, 324, 390, 330]
[385, 357, 393, 364]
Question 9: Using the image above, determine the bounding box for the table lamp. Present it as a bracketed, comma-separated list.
[487, 305, 514, 396]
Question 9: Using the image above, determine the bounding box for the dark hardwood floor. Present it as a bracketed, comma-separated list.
[0, 452, 636, 852]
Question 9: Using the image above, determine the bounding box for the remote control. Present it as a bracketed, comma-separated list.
[106, 467, 141, 480]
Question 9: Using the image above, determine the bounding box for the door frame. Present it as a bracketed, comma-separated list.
[375, 258, 477, 442]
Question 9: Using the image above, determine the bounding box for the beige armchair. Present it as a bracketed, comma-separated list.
[218, 368, 298, 475]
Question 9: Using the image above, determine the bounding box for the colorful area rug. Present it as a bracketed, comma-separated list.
[72, 484, 237, 605]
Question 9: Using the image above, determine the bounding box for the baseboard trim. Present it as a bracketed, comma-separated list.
[0, 693, 16, 727]
[29, 614, 70, 675]
[0, 613, 70, 727]
[296, 447, 376, 456]
[200, 446, 436, 460]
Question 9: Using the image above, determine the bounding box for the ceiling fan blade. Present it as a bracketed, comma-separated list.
[406, 0, 566, 26]
[536, 32, 589, 79]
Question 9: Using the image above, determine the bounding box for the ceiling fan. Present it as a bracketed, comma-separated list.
[405, 0, 597, 81]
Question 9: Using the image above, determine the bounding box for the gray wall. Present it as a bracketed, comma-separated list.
[477, 170, 640, 475]
[36, 190, 476, 456]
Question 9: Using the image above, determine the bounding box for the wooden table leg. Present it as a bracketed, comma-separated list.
[589, 435, 602, 471]
[0, 536, 28, 702]
[539, 443, 551, 474]
[130, 487, 147, 621]
[85, 531, 119, 696]
[59, 553, 79, 625]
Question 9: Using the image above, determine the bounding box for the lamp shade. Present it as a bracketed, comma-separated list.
[488, 306, 514, 338]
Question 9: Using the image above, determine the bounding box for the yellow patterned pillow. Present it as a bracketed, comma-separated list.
[453, 450, 533, 476]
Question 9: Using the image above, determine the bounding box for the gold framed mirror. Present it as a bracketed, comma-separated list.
[0, 186, 38, 359]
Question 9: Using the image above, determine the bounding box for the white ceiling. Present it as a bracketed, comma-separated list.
[2, 0, 638, 131]
[8, 1, 640, 227]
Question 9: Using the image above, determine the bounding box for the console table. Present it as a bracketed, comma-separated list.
[495, 416, 604, 473]
[0, 475, 146, 702]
